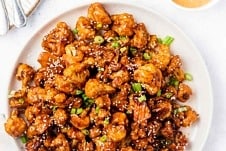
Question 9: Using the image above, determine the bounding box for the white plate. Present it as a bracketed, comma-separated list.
[5, 1, 213, 150]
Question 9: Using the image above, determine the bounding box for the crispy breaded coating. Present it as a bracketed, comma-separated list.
[131, 23, 149, 49]
[4, 110, 27, 137]
[111, 13, 135, 36]
[42, 22, 74, 56]
[88, 2, 112, 26]
[5, 3, 198, 151]
[76, 16, 95, 40]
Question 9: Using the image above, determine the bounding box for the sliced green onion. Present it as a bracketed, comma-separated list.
[165, 92, 173, 99]
[52, 106, 57, 111]
[158, 38, 163, 44]
[120, 47, 127, 53]
[119, 36, 127, 41]
[65, 45, 77, 56]
[174, 106, 187, 115]
[76, 108, 83, 115]
[96, 22, 102, 29]
[100, 135, 107, 142]
[174, 80, 179, 87]
[184, 73, 193, 81]
[107, 37, 115, 42]
[70, 108, 77, 114]
[112, 41, 120, 48]
[160, 139, 172, 146]
[132, 83, 142, 92]
[130, 47, 137, 55]
[72, 28, 78, 35]
[138, 95, 146, 102]
[104, 117, 110, 125]
[88, 99, 94, 105]
[75, 90, 83, 95]
[82, 93, 94, 107]
[18, 98, 24, 104]
[20, 135, 28, 144]
[114, 37, 119, 41]
[94, 35, 104, 44]
[162, 36, 174, 46]
[81, 129, 89, 135]
[97, 67, 104, 72]
[95, 106, 100, 114]
[82, 94, 89, 101]
[126, 110, 132, 114]
[165, 139, 172, 145]
[157, 89, 162, 97]
[84, 99, 95, 107]
[143, 52, 151, 60]
[169, 77, 179, 88]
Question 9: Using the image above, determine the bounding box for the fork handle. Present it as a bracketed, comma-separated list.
[11, 0, 27, 28]
[0, 0, 9, 35]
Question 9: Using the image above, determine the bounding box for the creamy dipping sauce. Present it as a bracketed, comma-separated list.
[172, 0, 210, 8]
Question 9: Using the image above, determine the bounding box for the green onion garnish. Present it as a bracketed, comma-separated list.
[158, 38, 163, 44]
[20, 135, 28, 144]
[126, 110, 132, 114]
[104, 117, 109, 125]
[107, 37, 115, 42]
[162, 36, 174, 46]
[82, 94, 89, 101]
[120, 47, 127, 53]
[95, 106, 100, 114]
[96, 23, 102, 29]
[112, 41, 120, 48]
[165, 92, 173, 99]
[174, 106, 187, 115]
[75, 90, 83, 95]
[84, 99, 95, 107]
[18, 98, 24, 104]
[97, 67, 104, 72]
[160, 139, 172, 146]
[114, 37, 119, 41]
[132, 83, 142, 92]
[138, 95, 147, 102]
[52, 106, 57, 111]
[81, 129, 89, 135]
[130, 47, 137, 55]
[88, 99, 94, 104]
[82, 94, 94, 107]
[169, 77, 179, 88]
[184, 73, 193, 81]
[72, 28, 78, 35]
[94, 35, 104, 44]
[76, 108, 83, 115]
[70, 108, 77, 114]
[157, 89, 162, 97]
[100, 135, 107, 142]
[174, 81, 179, 89]
[119, 36, 127, 41]
[143, 52, 151, 60]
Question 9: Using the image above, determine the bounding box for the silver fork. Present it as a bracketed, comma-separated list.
[11, 0, 27, 28]
[0, 0, 9, 35]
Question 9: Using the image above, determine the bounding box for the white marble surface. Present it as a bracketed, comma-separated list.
[0, 0, 226, 150]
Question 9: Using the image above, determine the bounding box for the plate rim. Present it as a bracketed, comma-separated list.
[4, 0, 213, 150]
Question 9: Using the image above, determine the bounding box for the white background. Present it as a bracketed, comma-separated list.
[0, 0, 226, 150]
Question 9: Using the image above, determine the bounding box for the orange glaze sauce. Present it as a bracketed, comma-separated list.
[172, 0, 210, 8]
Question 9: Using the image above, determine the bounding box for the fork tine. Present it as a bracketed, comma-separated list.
[0, 0, 9, 35]
[11, 0, 27, 28]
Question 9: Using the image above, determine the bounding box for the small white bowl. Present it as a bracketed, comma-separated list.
[169, 0, 219, 11]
